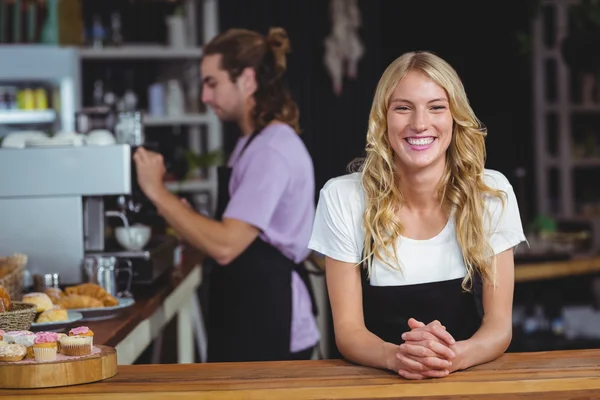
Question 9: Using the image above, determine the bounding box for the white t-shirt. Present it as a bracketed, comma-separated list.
[308, 169, 527, 287]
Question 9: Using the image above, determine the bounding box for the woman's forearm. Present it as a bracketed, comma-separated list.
[454, 319, 512, 371]
[336, 327, 399, 371]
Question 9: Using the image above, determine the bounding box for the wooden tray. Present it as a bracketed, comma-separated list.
[0, 345, 117, 389]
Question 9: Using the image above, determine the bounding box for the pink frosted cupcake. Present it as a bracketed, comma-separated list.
[33, 331, 58, 362]
[68, 326, 94, 345]
[61, 326, 94, 356]
[60, 335, 92, 356]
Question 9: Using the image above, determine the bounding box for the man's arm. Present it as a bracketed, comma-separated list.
[150, 188, 259, 265]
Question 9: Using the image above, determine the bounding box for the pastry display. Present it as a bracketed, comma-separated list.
[22, 292, 54, 313]
[20, 283, 122, 315]
[0, 326, 97, 363]
[32, 332, 58, 362]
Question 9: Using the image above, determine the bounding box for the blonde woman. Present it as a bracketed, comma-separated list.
[309, 51, 526, 379]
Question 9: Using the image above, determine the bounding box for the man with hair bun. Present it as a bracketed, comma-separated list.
[134, 27, 320, 362]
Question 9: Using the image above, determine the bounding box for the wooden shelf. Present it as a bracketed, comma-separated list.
[546, 104, 600, 113]
[78, 46, 203, 60]
[165, 179, 213, 193]
[0, 110, 56, 124]
[144, 114, 211, 126]
[310, 253, 600, 283]
[547, 158, 600, 168]
[515, 256, 600, 282]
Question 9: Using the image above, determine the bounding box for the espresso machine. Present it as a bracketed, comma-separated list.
[0, 142, 178, 286]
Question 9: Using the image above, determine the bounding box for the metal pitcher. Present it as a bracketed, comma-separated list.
[82, 256, 133, 298]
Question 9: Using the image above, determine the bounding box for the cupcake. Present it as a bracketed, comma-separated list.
[0, 329, 4, 340]
[69, 326, 94, 346]
[60, 335, 92, 356]
[56, 333, 67, 353]
[11, 332, 36, 358]
[0, 343, 27, 362]
[3, 330, 32, 343]
[33, 331, 58, 362]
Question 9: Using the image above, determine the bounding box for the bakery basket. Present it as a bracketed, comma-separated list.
[0, 253, 27, 300]
[0, 302, 37, 331]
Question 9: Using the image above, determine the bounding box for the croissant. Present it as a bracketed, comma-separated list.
[64, 283, 119, 307]
[100, 294, 119, 307]
[44, 287, 65, 304]
[57, 294, 104, 309]
[65, 283, 105, 299]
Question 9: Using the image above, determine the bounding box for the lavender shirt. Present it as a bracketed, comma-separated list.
[224, 123, 320, 353]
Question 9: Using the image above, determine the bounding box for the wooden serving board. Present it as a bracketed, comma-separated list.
[0, 345, 117, 389]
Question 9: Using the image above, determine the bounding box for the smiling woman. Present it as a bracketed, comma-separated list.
[308, 51, 527, 380]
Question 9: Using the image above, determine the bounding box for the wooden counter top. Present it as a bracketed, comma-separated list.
[2, 349, 600, 399]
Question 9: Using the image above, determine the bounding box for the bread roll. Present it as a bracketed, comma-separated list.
[36, 307, 68, 323]
[22, 292, 54, 313]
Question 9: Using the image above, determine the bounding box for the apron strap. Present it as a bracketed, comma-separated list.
[231, 129, 261, 167]
[295, 262, 319, 317]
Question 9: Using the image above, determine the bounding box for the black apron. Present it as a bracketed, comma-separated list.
[361, 259, 483, 345]
[207, 131, 318, 363]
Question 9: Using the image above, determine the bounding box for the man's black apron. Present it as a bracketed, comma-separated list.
[361, 257, 484, 345]
[207, 130, 318, 362]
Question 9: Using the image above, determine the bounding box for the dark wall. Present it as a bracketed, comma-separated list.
[219, 0, 535, 223]
[218, 0, 384, 193]
[219, 0, 534, 359]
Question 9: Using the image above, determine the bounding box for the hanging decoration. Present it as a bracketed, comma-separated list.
[323, 0, 365, 96]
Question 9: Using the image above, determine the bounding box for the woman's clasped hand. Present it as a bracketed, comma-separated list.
[394, 318, 463, 379]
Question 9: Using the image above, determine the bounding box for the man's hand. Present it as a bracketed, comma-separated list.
[133, 147, 167, 202]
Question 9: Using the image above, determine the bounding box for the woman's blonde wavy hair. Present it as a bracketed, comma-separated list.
[356, 51, 505, 291]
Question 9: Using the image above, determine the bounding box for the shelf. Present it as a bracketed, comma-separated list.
[0, 110, 56, 124]
[573, 159, 600, 167]
[542, 48, 561, 59]
[547, 158, 600, 168]
[144, 114, 211, 127]
[546, 104, 600, 113]
[78, 46, 203, 60]
[165, 179, 213, 193]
